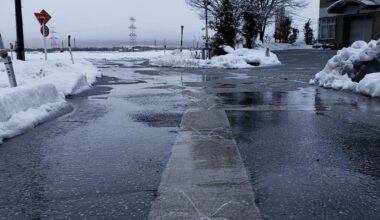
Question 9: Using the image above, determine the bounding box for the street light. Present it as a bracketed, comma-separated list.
[203, 0, 210, 59]
[204, 0, 209, 48]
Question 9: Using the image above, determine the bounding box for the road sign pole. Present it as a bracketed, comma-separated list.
[35, 10, 52, 61]
[43, 25, 47, 60]
[68, 35, 74, 64]
[164, 39, 167, 54]
[10, 43, 14, 60]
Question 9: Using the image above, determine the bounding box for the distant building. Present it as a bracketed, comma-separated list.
[319, 0, 380, 48]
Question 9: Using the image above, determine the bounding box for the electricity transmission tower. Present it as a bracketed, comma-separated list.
[129, 17, 137, 49]
[49, 27, 59, 49]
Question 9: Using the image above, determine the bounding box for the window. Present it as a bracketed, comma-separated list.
[319, 17, 336, 40]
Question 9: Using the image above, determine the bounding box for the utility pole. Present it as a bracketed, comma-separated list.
[14, 0, 25, 60]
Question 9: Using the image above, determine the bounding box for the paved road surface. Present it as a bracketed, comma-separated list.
[0, 50, 379, 219]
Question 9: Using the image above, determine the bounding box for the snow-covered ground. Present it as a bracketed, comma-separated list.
[150, 47, 281, 68]
[310, 40, 380, 98]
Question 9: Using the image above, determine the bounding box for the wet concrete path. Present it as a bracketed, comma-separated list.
[0, 50, 379, 219]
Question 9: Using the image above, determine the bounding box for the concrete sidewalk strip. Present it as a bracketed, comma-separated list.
[149, 107, 261, 220]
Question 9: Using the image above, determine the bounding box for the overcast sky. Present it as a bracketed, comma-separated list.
[0, 0, 319, 47]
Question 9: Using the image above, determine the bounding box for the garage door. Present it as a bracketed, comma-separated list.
[350, 18, 373, 45]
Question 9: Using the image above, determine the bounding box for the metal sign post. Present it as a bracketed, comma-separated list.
[68, 35, 74, 64]
[180, 25, 184, 52]
[43, 24, 47, 60]
[10, 43, 14, 60]
[164, 39, 167, 54]
[35, 10, 52, 61]
[0, 34, 17, 87]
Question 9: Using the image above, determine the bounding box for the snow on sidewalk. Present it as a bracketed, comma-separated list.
[0, 53, 101, 95]
[0, 83, 67, 143]
[310, 40, 380, 98]
[0, 52, 100, 143]
[150, 47, 281, 68]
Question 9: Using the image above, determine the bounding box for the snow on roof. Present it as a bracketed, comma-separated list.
[328, 0, 380, 13]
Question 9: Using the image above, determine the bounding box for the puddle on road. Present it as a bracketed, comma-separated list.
[213, 83, 237, 89]
[94, 76, 147, 86]
[131, 112, 183, 128]
[94, 60, 147, 69]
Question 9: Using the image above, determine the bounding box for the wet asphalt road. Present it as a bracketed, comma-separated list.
[0, 63, 189, 219]
[0, 50, 379, 219]
[212, 51, 380, 219]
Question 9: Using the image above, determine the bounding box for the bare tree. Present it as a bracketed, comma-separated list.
[185, 0, 240, 29]
[185, 0, 307, 43]
[185, 0, 222, 19]
[237, 0, 307, 42]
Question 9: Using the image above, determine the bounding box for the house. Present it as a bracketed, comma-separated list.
[319, 0, 380, 48]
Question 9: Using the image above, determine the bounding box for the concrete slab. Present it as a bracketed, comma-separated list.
[149, 95, 261, 220]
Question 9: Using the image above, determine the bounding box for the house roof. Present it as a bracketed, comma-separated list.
[328, 0, 380, 13]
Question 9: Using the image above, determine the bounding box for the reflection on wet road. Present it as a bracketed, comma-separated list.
[216, 51, 380, 219]
[225, 89, 380, 219]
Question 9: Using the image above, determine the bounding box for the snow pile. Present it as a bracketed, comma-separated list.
[0, 54, 100, 95]
[150, 47, 281, 68]
[0, 52, 102, 143]
[0, 83, 67, 143]
[357, 73, 380, 97]
[310, 40, 380, 97]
